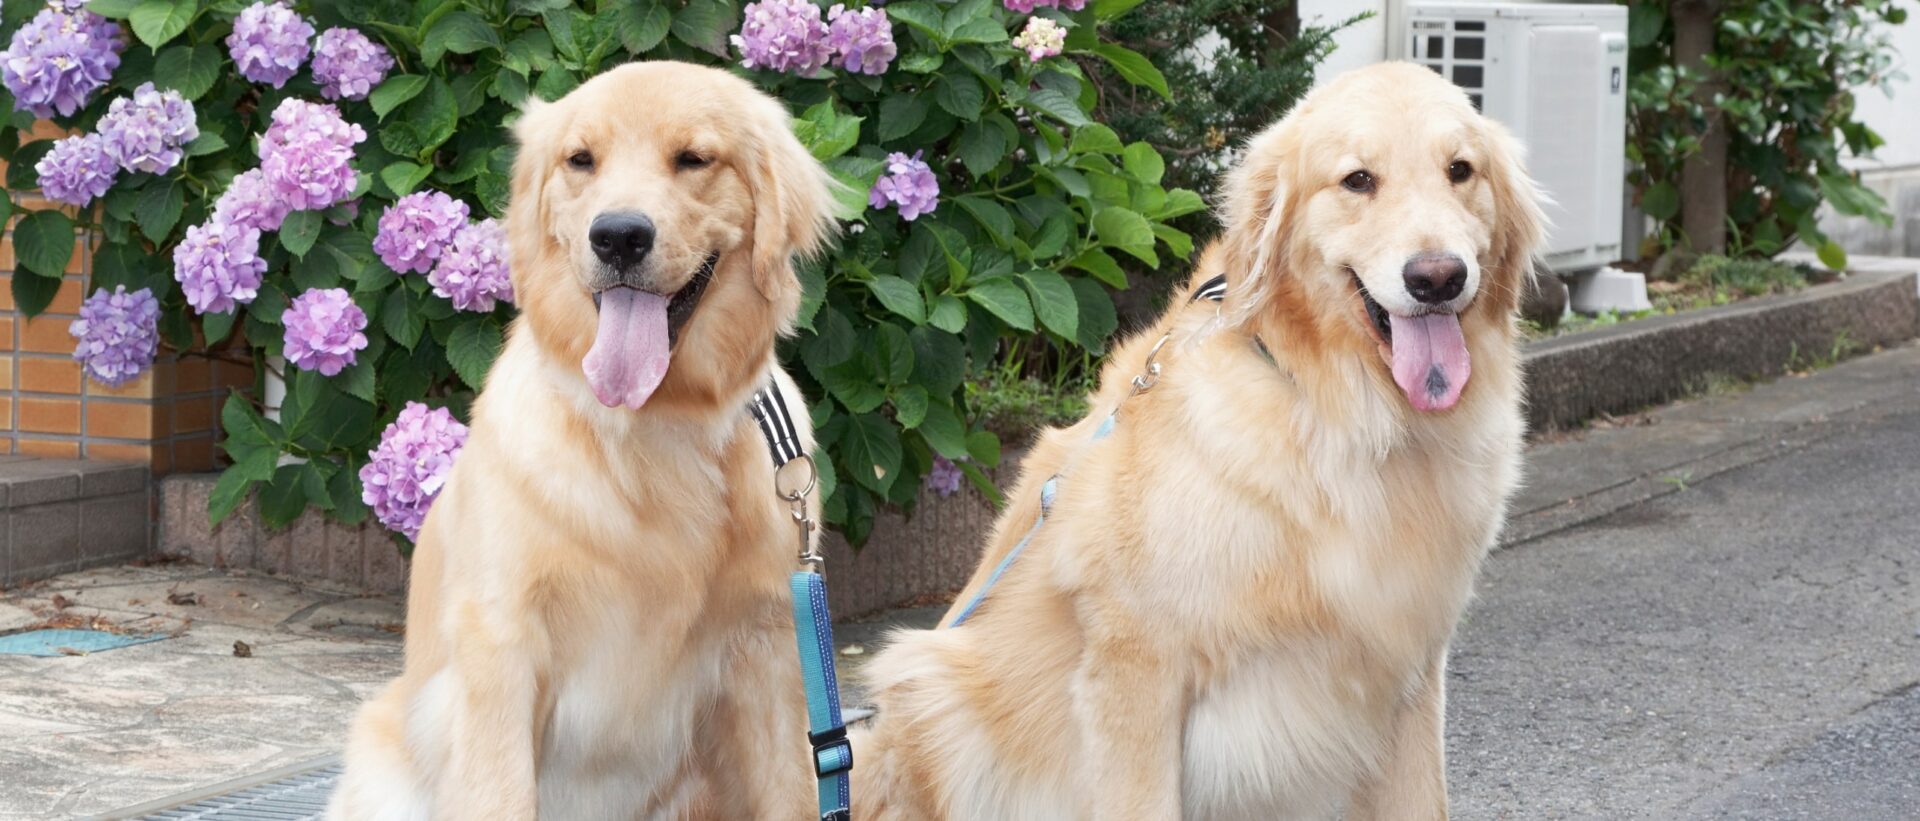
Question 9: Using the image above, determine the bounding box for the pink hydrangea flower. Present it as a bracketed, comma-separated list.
[259, 98, 366, 212]
[733, 0, 833, 76]
[0, 6, 123, 118]
[311, 27, 392, 101]
[173, 218, 268, 315]
[211, 168, 292, 232]
[97, 82, 199, 175]
[360, 402, 469, 540]
[374, 190, 470, 275]
[826, 5, 895, 75]
[36, 133, 116, 207]
[282, 287, 369, 377]
[226, 1, 314, 88]
[429, 218, 513, 312]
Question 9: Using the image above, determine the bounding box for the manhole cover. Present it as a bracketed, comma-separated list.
[0, 628, 165, 657]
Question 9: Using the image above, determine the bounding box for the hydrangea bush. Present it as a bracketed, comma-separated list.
[0, 0, 1195, 549]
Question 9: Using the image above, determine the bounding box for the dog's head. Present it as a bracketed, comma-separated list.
[507, 61, 835, 413]
[1220, 62, 1544, 413]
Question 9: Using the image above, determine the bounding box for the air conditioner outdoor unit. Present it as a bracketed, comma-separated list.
[1393, 2, 1629, 278]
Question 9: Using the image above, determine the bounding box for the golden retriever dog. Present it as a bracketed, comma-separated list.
[851, 62, 1545, 820]
[328, 61, 836, 820]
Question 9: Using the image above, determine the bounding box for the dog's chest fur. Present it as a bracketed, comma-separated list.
[1151, 370, 1518, 818]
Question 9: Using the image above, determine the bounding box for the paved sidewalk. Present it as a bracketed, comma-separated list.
[0, 566, 401, 818]
[0, 341, 1914, 818]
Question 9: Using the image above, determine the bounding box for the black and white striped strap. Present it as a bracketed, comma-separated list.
[748, 381, 805, 467]
[1193, 274, 1228, 303]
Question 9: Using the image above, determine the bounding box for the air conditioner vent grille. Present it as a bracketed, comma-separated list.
[1409, 18, 1488, 111]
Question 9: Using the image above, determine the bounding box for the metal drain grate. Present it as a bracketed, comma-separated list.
[103, 758, 340, 821]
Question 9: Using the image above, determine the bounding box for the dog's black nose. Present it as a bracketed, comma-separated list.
[589, 212, 656, 269]
[1403, 252, 1467, 304]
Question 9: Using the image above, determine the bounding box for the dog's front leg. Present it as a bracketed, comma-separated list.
[1072, 596, 1185, 820]
[1347, 652, 1449, 821]
[701, 626, 813, 820]
[437, 621, 540, 820]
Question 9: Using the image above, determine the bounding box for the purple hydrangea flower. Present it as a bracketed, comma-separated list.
[69, 286, 160, 388]
[310, 27, 392, 101]
[282, 287, 369, 377]
[1011, 16, 1065, 62]
[869, 150, 939, 221]
[732, 0, 833, 76]
[259, 98, 365, 211]
[0, 6, 124, 119]
[826, 5, 895, 75]
[925, 455, 964, 497]
[360, 402, 469, 541]
[374, 190, 469, 274]
[96, 81, 198, 175]
[35, 133, 116, 206]
[226, 1, 313, 88]
[211, 168, 291, 232]
[172, 219, 268, 315]
[429, 218, 513, 312]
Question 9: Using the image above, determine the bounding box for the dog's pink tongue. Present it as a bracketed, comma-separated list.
[1388, 313, 1471, 412]
[583, 288, 672, 409]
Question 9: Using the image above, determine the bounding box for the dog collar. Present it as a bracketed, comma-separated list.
[1192, 273, 1282, 372]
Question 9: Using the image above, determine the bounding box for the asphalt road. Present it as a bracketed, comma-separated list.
[1447, 348, 1920, 819]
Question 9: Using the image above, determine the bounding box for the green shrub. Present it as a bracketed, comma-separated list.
[1622, 0, 1906, 265]
[0, 0, 1199, 547]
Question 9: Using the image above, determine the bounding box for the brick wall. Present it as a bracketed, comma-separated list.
[2, 122, 251, 473]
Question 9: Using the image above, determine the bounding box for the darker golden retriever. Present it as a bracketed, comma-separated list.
[852, 62, 1546, 820]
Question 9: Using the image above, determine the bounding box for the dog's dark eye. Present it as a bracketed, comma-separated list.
[675, 151, 712, 170]
[567, 150, 594, 171]
[1448, 160, 1473, 184]
[1341, 170, 1376, 194]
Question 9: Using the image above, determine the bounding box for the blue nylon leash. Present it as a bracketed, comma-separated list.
[750, 382, 852, 821]
[948, 275, 1235, 629]
[791, 571, 851, 821]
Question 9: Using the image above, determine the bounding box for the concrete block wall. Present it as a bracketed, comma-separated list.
[0, 457, 148, 586]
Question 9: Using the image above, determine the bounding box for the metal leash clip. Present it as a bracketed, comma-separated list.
[775, 453, 822, 571]
[1131, 332, 1173, 395]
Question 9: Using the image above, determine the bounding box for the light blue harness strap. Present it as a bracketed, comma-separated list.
[948, 411, 1118, 628]
[791, 570, 851, 821]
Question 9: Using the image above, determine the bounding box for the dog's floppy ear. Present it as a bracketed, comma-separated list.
[1218, 119, 1302, 327]
[506, 97, 559, 287]
[1479, 120, 1548, 317]
[747, 96, 838, 332]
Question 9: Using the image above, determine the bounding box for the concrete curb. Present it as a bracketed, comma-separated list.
[1521, 265, 1920, 431]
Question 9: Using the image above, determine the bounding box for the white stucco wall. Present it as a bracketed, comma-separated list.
[1300, 0, 1391, 83]
[1848, 17, 1920, 173]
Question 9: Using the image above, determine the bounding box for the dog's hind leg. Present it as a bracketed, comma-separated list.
[328, 688, 430, 821]
[1347, 652, 1450, 821]
[1070, 595, 1185, 820]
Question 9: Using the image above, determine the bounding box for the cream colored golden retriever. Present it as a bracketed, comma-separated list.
[852, 62, 1545, 820]
[328, 61, 836, 820]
